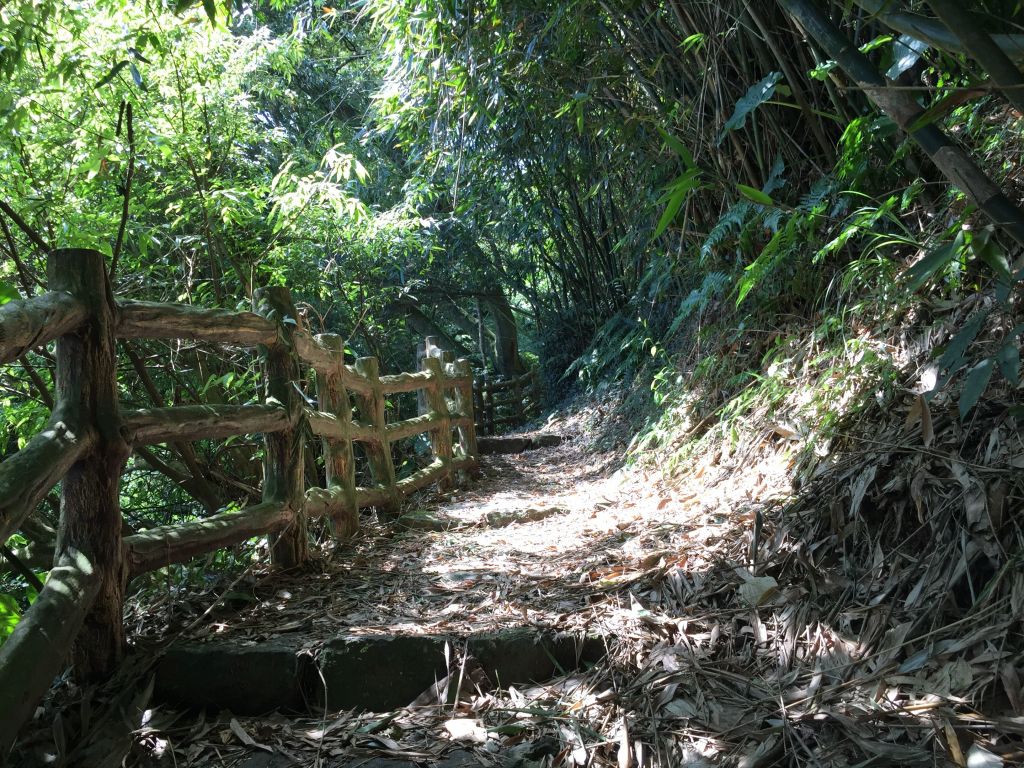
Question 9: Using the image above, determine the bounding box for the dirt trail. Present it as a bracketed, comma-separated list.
[137, 408, 657, 650]
[24, 392, 1016, 767]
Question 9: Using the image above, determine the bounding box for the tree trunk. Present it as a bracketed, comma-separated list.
[388, 298, 471, 357]
[486, 292, 524, 376]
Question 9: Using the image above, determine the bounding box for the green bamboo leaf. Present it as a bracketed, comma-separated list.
[996, 342, 1020, 387]
[907, 89, 986, 133]
[959, 358, 994, 421]
[736, 184, 773, 206]
[96, 60, 129, 89]
[657, 128, 694, 169]
[653, 169, 701, 238]
[202, 0, 217, 23]
[718, 72, 782, 143]
[938, 308, 990, 375]
[654, 184, 689, 238]
[904, 240, 960, 291]
[971, 227, 1013, 285]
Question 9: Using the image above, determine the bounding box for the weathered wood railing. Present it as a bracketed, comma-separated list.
[473, 368, 541, 435]
[0, 249, 478, 751]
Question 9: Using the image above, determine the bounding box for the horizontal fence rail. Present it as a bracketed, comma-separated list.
[0, 249, 480, 751]
[474, 368, 541, 435]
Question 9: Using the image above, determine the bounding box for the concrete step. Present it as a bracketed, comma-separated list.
[154, 628, 605, 715]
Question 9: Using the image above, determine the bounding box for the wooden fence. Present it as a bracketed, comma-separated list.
[0, 249, 479, 751]
[473, 368, 541, 435]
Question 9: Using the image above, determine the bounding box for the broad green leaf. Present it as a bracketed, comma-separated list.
[681, 33, 705, 54]
[996, 342, 1020, 387]
[657, 128, 694, 169]
[959, 358, 994, 420]
[96, 60, 129, 89]
[971, 227, 1013, 285]
[718, 72, 782, 143]
[202, 0, 217, 23]
[907, 89, 986, 133]
[937, 308, 990, 376]
[0, 594, 19, 646]
[736, 185, 774, 206]
[887, 35, 929, 80]
[653, 170, 701, 238]
[904, 239, 961, 291]
[809, 60, 837, 80]
[0, 281, 20, 305]
[859, 35, 894, 54]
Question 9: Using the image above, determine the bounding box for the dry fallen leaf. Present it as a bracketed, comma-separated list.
[443, 718, 488, 743]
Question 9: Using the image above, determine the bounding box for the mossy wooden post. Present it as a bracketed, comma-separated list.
[353, 356, 400, 514]
[255, 286, 307, 568]
[452, 359, 480, 473]
[415, 339, 428, 415]
[473, 378, 485, 436]
[512, 374, 524, 424]
[484, 377, 495, 436]
[315, 334, 357, 538]
[422, 356, 454, 490]
[50, 248, 130, 681]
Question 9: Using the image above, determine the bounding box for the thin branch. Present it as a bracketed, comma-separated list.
[0, 545, 45, 592]
[0, 215, 42, 294]
[110, 101, 135, 279]
[0, 199, 50, 254]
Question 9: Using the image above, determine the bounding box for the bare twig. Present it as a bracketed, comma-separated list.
[0, 199, 50, 254]
[110, 101, 135, 279]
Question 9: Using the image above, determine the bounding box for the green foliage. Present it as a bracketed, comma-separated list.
[719, 72, 782, 142]
[0, 594, 20, 646]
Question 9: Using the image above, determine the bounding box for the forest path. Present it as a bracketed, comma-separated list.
[136, 404, 647, 651]
[80, 392, 894, 768]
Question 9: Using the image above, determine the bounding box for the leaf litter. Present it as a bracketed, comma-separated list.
[14, 340, 1024, 767]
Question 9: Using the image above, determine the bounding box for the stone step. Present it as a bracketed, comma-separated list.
[154, 628, 605, 715]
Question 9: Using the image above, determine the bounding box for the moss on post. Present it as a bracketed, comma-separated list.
[315, 334, 357, 538]
[353, 356, 400, 514]
[255, 286, 307, 568]
[49, 248, 130, 682]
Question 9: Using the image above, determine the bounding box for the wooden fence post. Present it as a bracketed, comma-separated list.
[452, 359, 479, 473]
[353, 356, 400, 514]
[415, 339, 428, 415]
[485, 380, 495, 435]
[255, 286, 307, 568]
[473, 379, 484, 436]
[315, 334, 357, 538]
[49, 248, 130, 681]
[512, 374, 524, 424]
[422, 356, 453, 490]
